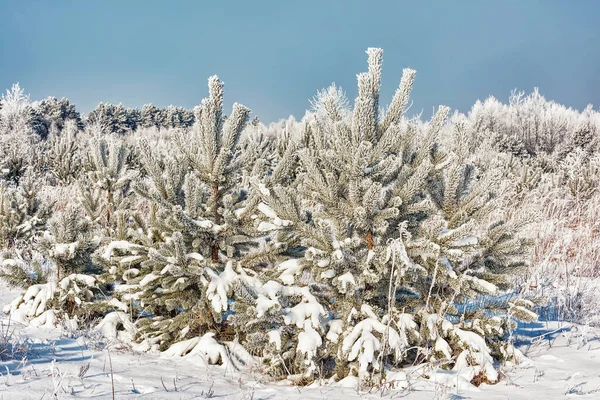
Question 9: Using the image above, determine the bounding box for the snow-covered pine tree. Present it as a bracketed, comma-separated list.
[0, 253, 49, 290]
[125, 107, 141, 132]
[555, 116, 600, 164]
[0, 168, 51, 249]
[31, 97, 83, 138]
[173, 75, 255, 264]
[37, 206, 100, 281]
[0, 84, 42, 184]
[43, 120, 83, 184]
[555, 149, 600, 200]
[0, 83, 31, 134]
[101, 75, 277, 350]
[79, 135, 137, 229]
[0, 131, 37, 185]
[164, 105, 195, 129]
[140, 104, 161, 129]
[239, 48, 534, 383]
[86, 103, 130, 135]
[3, 204, 112, 325]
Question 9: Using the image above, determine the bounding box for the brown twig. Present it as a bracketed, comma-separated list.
[161, 376, 169, 392]
[108, 351, 115, 400]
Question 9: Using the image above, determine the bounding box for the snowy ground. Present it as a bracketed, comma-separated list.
[1, 283, 600, 400]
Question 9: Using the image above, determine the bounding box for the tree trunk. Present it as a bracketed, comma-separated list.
[211, 185, 220, 263]
[106, 189, 113, 236]
[366, 230, 373, 250]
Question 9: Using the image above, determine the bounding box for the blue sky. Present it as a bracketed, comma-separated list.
[1, 0, 599, 122]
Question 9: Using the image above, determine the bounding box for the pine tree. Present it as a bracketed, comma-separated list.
[6, 206, 108, 323]
[30, 97, 83, 138]
[79, 136, 137, 229]
[101, 75, 277, 350]
[125, 108, 142, 132]
[164, 105, 179, 128]
[164, 105, 195, 129]
[86, 103, 130, 135]
[140, 104, 161, 129]
[44, 120, 83, 184]
[237, 48, 535, 382]
[0, 83, 31, 134]
[0, 255, 49, 289]
[36, 206, 100, 281]
[0, 168, 51, 249]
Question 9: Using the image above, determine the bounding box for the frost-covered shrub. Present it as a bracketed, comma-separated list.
[555, 150, 600, 200]
[522, 176, 600, 324]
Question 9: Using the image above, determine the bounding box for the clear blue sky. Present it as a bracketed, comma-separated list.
[1, 0, 599, 122]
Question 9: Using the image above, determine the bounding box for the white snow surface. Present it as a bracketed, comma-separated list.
[2, 281, 600, 399]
